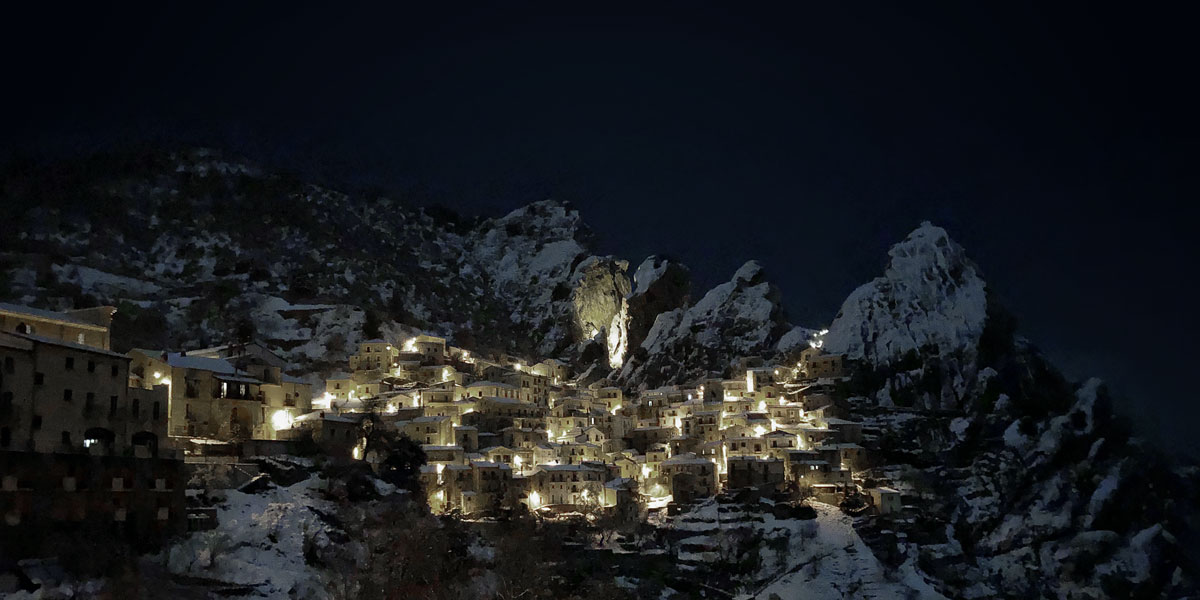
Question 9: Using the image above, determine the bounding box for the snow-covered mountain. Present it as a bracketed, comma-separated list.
[0, 148, 813, 387]
[827, 225, 1199, 599]
[3, 148, 1197, 598]
[617, 260, 803, 389]
[823, 221, 987, 366]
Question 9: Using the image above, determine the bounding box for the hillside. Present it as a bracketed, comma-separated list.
[2, 148, 1197, 598]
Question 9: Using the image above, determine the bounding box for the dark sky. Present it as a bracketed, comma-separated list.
[3, 3, 1198, 456]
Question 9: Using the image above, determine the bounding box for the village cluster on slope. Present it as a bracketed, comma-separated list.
[282, 330, 894, 515]
[0, 299, 904, 535]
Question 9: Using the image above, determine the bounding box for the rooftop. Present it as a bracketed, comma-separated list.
[0, 302, 108, 330]
[10, 332, 127, 359]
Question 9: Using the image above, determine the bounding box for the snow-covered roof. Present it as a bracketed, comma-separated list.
[10, 332, 128, 358]
[214, 373, 263, 385]
[166, 353, 237, 374]
[0, 303, 106, 329]
[471, 460, 510, 470]
[538, 464, 604, 472]
[605, 477, 636, 489]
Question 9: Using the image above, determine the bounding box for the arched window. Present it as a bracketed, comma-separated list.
[15, 322, 31, 334]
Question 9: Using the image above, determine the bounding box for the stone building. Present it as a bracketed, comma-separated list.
[0, 305, 184, 551]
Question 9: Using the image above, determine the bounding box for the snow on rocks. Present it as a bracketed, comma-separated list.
[163, 476, 337, 598]
[619, 260, 790, 386]
[823, 222, 987, 367]
[743, 503, 947, 600]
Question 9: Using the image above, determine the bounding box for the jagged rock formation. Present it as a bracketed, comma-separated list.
[823, 222, 987, 366]
[835, 224, 1199, 599]
[618, 260, 792, 389]
[2, 147, 1197, 597]
[0, 149, 802, 385]
[624, 256, 690, 352]
[569, 257, 631, 368]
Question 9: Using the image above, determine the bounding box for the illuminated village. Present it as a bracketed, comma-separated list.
[307, 331, 888, 516]
[0, 300, 898, 540]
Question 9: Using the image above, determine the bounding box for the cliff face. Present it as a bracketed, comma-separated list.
[617, 260, 795, 389]
[823, 222, 987, 366]
[0, 149, 813, 385]
[570, 257, 631, 368]
[2, 148, 1197, 597]
[624, 256, 691, 352]
[830, 224, 1199, 599]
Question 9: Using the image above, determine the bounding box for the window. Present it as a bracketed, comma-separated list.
[85, 392, 95, 407]
[3, 357, 12, 373]
[32, 415, 42, 430]
[153, 401, 161, 420]
[76, 333, 85, 344]
[63, 389, 72, 402]
[87, 360, 96, 373]
[61, 431, 71, 446]
[65, 357, 74, 370]
[109, 396, 118, 416]
[132, 398, 140, 418]
[34, 372, 44, 385]
[0, 427, 8, 447]
[110, 364, 118, 377]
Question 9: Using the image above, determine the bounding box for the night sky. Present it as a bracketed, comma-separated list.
[3, 3, 1197, 456]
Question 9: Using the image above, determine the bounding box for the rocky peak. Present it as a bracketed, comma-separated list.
[625, 256, 691, 352]
[823, 222, 987, 366]
[619, 260, 790, 388]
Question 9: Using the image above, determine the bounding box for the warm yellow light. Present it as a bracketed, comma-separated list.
[271, 410, 293, 430]
[153, 371, 162, 379]
[641, 464, 651, 478]
[754, 425, 767, 437]
[528, 490, 541, 508]
[513, 455, 523, 466]
[610, 405, 621, 415]
[352, 446, 362, 460]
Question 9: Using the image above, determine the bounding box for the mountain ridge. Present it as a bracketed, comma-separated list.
[2, 146, 1197, 597]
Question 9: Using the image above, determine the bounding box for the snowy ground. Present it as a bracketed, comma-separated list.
[162, 476, 339, 599]
[659, 500, 945, 600]
[746, 505, 945, 599]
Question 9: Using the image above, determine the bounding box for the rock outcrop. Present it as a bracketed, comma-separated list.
[569, 257, 631, 368]
[624, 256, 691, 352]
[618, 260, 791, 389]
